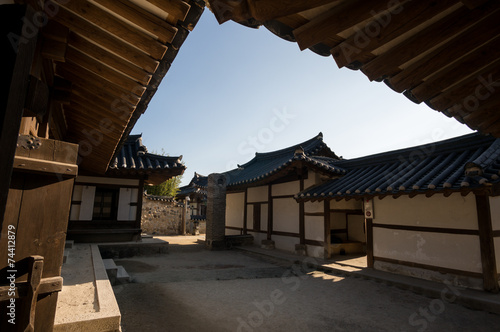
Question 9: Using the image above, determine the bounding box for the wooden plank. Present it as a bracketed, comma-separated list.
[53, 0, 167, 60]
[330, 0, 457, 69]
[13, 156, 78, 176]
[145, 0, 191, 23]
[248, 0, 337, 21]
[294, 0, 409, 51]
[389, 9, 500, 92]
[52, 6, 159, 73]
[243, 188, 248, 234]
[253, 203, 261, 232]
[71, 84, 135, 116]
[411, 36, 500, 102]
[55, 62, 141, 105]
[69, 95, 130, 127]
[267, 184, 273, 240]
[65, 46, 147, 95]
[22, 256, 44, 332]
[93, 0, 178, 44]
[476, 194, 499, 292]
[68, 33, 152, 86]
[362, 4, 498, 81]
[299, 177, 305, 245]
[0, 277, 63, 301]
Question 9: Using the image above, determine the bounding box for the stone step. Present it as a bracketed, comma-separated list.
[63, 249, 69, 264]
[116, 265, 131, 284]
[102, 258, 118, 284]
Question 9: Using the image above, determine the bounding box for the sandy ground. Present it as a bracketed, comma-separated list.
[113, 237, 500, 332]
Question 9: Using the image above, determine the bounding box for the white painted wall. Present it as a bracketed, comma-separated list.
[373, 193, 478, 229]
[373, 228, 482, 273]
[272, 180, 299, 196]
[273, 198, 299, 233]
[226, 192, 245, 228]
[305, 201, 323, 213]
[247, 186, 268, 202]
[305, 216, 323, 241]
[330, 199, 362, 210]
[304, 170, 320, 189]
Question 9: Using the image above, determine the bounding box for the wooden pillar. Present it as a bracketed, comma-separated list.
[324, 200, 331, 259]
[299, 177, 305, 245]
[0, 5, 38, 228]
[267, 184, 273, 240]
[243, 188, 248, 235]
[366, 218, 374, 268]
[475, 194, 499, 293]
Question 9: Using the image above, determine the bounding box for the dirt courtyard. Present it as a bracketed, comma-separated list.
[112, 237, 500, 332]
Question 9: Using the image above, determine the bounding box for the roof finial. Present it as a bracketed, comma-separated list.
[317, 132, 323, 139]
[294, 145, 305, 157]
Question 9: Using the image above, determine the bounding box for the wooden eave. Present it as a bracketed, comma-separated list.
[207, 0, 500, 137]
[19, 0, 203, 174]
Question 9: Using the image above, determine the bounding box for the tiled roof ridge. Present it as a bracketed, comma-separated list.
[334, 132, 493, 168]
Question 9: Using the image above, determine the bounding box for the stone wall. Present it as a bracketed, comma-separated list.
[141, 197, 183, 235]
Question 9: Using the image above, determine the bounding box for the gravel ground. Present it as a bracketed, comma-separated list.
[112, 238, 500, 332]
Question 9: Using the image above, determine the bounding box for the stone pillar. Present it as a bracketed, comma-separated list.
[206, 173, 227, 250]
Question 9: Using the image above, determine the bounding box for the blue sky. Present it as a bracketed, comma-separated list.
[133, 11, 474, 186]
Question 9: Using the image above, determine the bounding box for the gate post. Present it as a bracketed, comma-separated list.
[206, 173, 227, 250]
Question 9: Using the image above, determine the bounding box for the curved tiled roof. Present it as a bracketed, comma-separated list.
[177, 172, 208, 198]
[107, 134, 185, 184]
[297, 133, 500, 201]
[223, 133, 344, 187]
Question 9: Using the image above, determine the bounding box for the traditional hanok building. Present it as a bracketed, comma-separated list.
[296, 133, 500, 292]
[67, 134, 185, 243]
[223, 133, 346, 255]
[177, 172, 208, 219]
[0, 1, 204, 330]
[222, 132, 500, 292]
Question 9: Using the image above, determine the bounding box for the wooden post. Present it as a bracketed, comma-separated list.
[21, 256, 44, 332]
[0, 5, 39, 228]
[475, 194, 499, 293]
[324, 200, 331, 259]
[243, 188, 248, 235]
[366, 218, 374, 268]
[267, 184, 273, 241]
[299, 177, 305, 245]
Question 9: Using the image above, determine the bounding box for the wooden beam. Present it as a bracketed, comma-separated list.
[247, 0, 337, 21]
[389, 9, 500, 93]
[428, 59, 500, 111]
[243, 188, 248, 235]
[294, 0, 409, 51]
[267, 184, 273, 240]
[410, 36, 500, 103]
[20, 256, 43, 332]
[299, 176, 305, 245]
[361, 5, 484, 81]
[93, 0, 178, 44]
[145, 0, 191, 24]
[52, 6, 159, 73]
[41, 38, 66, 62]
[55, 62, 141, 105]
[330, 0, 457, 69]
[65, 46, 147, 96]
[475, 194, 499, 292]
[68, 33, 152, 86]
[24, 75, 50, 119]
[53, 0, 167, 60]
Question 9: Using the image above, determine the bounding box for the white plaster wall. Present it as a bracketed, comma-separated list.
[330, 199, 362, 210]
[272, 181, 299, 196]
[273, 198, 299, 233]
[226, 192, 245, 228]
[373, 193, 478, 229]
[304, 170, 320, 188]
[79, 186, 96, 221]
[273, 234, 299, 252]
[226, 229, 241, 236]
[305, 201, 323, 213]
[347, 214, 365, 243]
[76, 176, 139, 186]
[373, 228, 482, 273]
[247, 186, 269, 202]
[305, 216, 324, 241]
[490, 196, 500, 231]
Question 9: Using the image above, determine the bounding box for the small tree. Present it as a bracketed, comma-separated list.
[147, 176, 182, 197]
